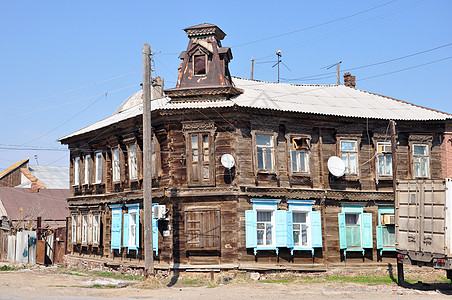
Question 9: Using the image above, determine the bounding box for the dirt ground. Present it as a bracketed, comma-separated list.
[0, 263, 452, 299]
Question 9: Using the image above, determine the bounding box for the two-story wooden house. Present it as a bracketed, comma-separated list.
[59, 23, 452, 271]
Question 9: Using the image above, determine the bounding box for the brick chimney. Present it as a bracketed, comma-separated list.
[343, 72, 356, 88]
[31, 181, 39, 193]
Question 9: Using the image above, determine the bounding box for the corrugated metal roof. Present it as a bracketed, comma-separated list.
[16, 166, 69, 189]
[59, 77, 452, 141]
[0, 187, 69, 223]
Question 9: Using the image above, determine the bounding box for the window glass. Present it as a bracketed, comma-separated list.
[413, 144, 429, 177]
[191, 135, 198, 162]
[95, 152, 102, 183]
[345, 213, 361, 248]
[129, 145, 138, 180]
[341, 140, 358, 174]
[256, 134, 274, 171]
[82, 215, 88, 244]
[74, 157, 80, 186]
[129, 211, 137, 247]
[72, 215, 77, 244]
[293, 212, 308, 246]
[84, 155, 90, 184]
[113, 148, 120, 182]
[93, 214, 99, 245]
[194, 55, 206, 75]
[257, 211, 273, 246]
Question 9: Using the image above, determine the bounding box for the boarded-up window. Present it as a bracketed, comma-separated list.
[194, 55, 207, 75]
[187, 133, 214, 186]
[185, 207, 220, 250]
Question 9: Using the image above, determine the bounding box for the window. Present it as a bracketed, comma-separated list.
[245, 199, 322, 255]
[413, 144, 429, 177]
[74, 157, 80, 186]
[92, 214, 100, 245]
[187, 132, 214, 186]
[338, 206, 373, 255]
[82, 215, 88, 244]
[340, 140, 358, 174]
[151, 137, 159, 178]
[112, 148, 120, 182]
[194, 55, 207, 75]
[128, 145, 138, 180]
[257, 211, 273, 246]
[71, 215, 77, 244]
[123, 204, 140, 253]
[256, 134, 274, 172]
[290, 137, 309, 174]
[185, 207, 220, 250]
[288, 200, 322, 255]
[293, 212, 308, 247]
[84, 155, 91, 184]
[95, 152, 102, 184]
[376, 207, 395, 255]
[376, 142, 392, 177]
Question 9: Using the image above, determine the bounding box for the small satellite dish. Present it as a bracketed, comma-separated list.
[327, 156, 346, 177]
[221, 154, 235, 169]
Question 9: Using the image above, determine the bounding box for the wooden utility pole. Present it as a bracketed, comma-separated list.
[143, 43, 154, 276]
[251, 56, 254, 80]
[390, 119, 404, 285]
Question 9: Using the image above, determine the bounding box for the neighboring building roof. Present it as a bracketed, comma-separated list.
[16, 166, 69, 189]
[59, 77, 452, 141]
[0, 159, 29, 180]
[0, 187, 69, 227]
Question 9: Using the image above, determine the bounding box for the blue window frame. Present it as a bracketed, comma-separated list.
[109, 204, 158, 255]
[109, 205, 122, 253]
[245, 199, 322, 256]
[288, 200, 322, 255]
[338, 206, 373, 256]
[376, 206, 395, 256]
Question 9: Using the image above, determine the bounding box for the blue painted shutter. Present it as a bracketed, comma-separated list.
[123, 213, 129, 248]
[135, 209, 140, 250]
[275, 210, 287, 248]
[311, 211, 322, 248]
[338, 213, 347, 249]
[286, 211, 294, 248]
[245, 210, 257, 248]
[111, 209, 122, 252]
[152, 218, 158, 254]
[362, 213, 373, 248]
[376, 225, 383, 249]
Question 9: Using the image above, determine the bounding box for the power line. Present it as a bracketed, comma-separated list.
[359, 56, 452, 82]
[281, 42, 452, 82]
[0, 70, 139, 112]
[231, 0, 400, 49]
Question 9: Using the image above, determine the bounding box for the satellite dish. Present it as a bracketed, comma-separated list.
[221, 154, 235, 169]
[327, 156, 346, 177]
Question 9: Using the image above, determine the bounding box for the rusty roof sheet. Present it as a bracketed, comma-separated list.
[59, 77, 452, 141]
[0, 187, 69, 222]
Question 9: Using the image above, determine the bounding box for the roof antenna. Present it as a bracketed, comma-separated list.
[324, 61, 342, 85]
[272, 50, 291, 83]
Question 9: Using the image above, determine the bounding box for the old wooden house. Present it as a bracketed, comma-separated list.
[59, 23, 452, 271]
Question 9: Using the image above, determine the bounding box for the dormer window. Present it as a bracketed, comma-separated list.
[194, 55, 207, 75]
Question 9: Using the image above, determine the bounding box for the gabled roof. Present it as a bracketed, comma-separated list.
[0, 187, 69, 227]
[0, 159, 28, 179]
[59, 77, 452, 142]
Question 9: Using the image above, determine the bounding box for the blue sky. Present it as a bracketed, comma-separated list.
[0, 0, 451, 171]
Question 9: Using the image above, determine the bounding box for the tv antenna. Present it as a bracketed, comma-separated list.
[272, 50, 291, 83]
[323, 61, 342, 85]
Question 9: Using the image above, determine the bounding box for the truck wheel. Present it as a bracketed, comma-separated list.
[447, 270, 452, 281]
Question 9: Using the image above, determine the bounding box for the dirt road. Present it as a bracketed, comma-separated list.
[0, 264, 451, 299]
